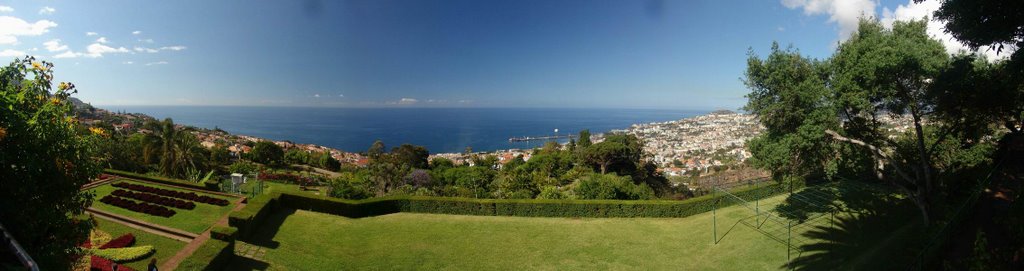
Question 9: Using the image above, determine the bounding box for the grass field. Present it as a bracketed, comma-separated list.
[92, 217, 187, 270]
[230, 192, 920, 270]
[88, 179, 239, 234]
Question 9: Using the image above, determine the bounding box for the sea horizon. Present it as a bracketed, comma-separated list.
[103, 106, 712, 153]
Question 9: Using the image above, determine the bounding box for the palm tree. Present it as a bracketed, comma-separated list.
[143, 118, 180, 176]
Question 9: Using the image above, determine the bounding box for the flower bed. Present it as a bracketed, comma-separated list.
[112, 182, 229, 206]
[99, 195, 176, 217]
[99, 233, 134, 249]
[259, 172, 320, 186]
[111, 189, 196, 210]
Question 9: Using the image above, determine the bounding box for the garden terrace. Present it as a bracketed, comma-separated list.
[90, 217, 187, 271]
[88, 179, 240, 234]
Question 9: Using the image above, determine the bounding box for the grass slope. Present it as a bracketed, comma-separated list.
[232, 192, 917, 270]
[93, 217, 187, 270]
[89, 179, 238, 234]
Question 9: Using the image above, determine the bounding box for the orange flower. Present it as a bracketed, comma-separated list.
[89, 127, 107, 136]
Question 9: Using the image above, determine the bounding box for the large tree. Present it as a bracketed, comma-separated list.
[250, 140, 284, 166]
[743, 43, 838, 187]
[929, 0, 1024, 135]
[0, 57, 100, 269]
[142, 118, 180, 176]
[827, 19, 949, 224]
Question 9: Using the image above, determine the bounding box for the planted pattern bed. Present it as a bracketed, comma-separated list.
[113, 182, 230, 206]
[89, 180, 239, 233]
[100, 195, 176, 217]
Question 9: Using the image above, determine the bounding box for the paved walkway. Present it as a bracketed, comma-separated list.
[161, 197, 248, 271]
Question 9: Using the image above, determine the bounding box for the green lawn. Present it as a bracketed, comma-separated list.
[92, 217, 187, 270]
[231, 193, 920, 270]
[88, 179, 239, 234]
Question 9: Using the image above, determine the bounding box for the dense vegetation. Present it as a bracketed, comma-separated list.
[0, 57, 100, 269]
[328, 133, 674, 201]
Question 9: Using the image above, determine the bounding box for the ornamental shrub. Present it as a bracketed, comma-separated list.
[92, 246, 155, 262]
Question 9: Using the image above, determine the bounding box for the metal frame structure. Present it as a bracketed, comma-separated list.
[711, 178, 892, 269]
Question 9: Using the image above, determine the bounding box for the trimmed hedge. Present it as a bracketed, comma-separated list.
[103, 169, 212, 191]
[177, 239, 233, 271]
[210, 226, 237, 242]
[228, 193, 281, 239]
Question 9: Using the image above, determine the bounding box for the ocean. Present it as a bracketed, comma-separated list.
[107, 106, 705, 153]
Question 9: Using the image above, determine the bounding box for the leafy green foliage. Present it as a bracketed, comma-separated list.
[571, 173, 653, 200]
[250, 141, 285, 166]
[0, 57, 99, 269]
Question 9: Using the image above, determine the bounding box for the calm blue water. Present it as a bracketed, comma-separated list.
[107, 107, 704, 153]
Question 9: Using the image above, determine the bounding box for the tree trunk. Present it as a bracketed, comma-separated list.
[911, 111, 933, 195]
[599, 163, 608, 174]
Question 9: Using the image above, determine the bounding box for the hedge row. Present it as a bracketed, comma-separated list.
[176, 239, 233, 271]
[111, 189, 196, 210]
[228, 193, 282, 239]
[103, 169, 218, 191]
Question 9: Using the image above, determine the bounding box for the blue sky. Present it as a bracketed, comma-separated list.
[0, 0, 981, 109]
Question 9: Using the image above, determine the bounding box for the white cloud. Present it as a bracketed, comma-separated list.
[880, 0, 1011, 61]
[781, 0, 877, 41]
[777, 26, 786, 32]
[0, 6, 13, 12]
[0, 49, 26, 57]
[160, 45, 186, 51]
[138, 38, 153, 43]
[338, 94, 345, 97]
[145, 61, 168, 66]
[123, 61, 133, 64]
[53, 50, 77, 58]
[0, 16, 58, 44]
[134, 46, 158, 53]
[38, 6, 55, 15]
[83, 43, 130, 58]
[313, 94, 321, 98]
[398, 98, 418, 105]
[132, 30, 141, 35]
[96, 37, 108, 43]
[43, 39, 67, 52]
[86, 32, 98, 36]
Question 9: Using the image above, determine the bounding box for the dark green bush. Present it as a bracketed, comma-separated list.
[210, 226, 237, 241]
[228, 193, 279, 239]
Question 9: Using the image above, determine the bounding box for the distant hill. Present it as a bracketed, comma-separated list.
[710, 109, 736, 115]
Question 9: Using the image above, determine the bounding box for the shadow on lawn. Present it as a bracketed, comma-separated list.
[785, 201, 921, 271]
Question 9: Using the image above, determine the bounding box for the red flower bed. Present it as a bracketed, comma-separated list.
[91, 255, 136, 271]
[112, 182, 229, 206]
[259, 172, 320, 186]
[111, 189, 196, 210]
[99, 195, 176, 217]
[99, 233, 135, 249]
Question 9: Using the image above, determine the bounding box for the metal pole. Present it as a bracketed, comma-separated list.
[713, 187, 718, 244]
[787, 220, 792, 269]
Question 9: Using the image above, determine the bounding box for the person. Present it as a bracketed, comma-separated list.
[111, 262, 118, 271]
[148, 259, 159, 271]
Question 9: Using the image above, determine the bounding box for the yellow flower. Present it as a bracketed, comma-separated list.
[51, 97, 62, 105]
[89, 127, 107, 136]
[31, 62, 45, 71]
[58, 82, 69, 91]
